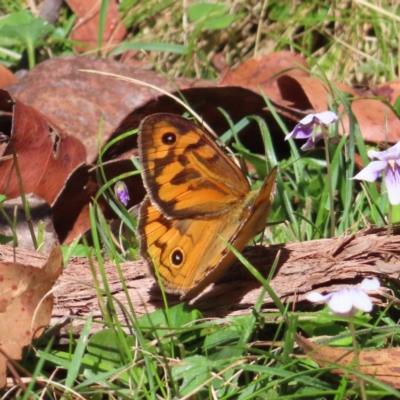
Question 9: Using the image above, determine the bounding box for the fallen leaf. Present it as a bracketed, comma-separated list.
[102, 85, 280, 162]
[281, 76, 400, 143]
[371, 81, 400, 103]
[52, 160, 146, 244]
[219, 52, 312, 111]
[273, 76, 353, 113]
[0, 65, 16, 88]
[219, 53, 400, 144]
[219, 50, 309, 87]
[5, 56, 297, 245]
[296, 334, 400, 389]
[6, 56, 212, 162]
[0, 246, 63, 387]
[66, 0, 127, 54]
[0, 90, 87, 206]
[350, 98, 400, 143]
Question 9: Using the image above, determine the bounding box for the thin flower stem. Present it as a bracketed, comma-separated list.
[386, 203, 392, 262]
[323, 132, 335, 237]
[0, 204, 18, 250]
[349, 318, 366, 400]
[10, 141, 38, 250]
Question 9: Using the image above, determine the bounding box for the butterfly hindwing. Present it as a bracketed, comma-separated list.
[138, 197, 240, 294]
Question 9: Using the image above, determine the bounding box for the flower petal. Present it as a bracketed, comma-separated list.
[349, 288, 373, 313]
[314, 111, 338, 125]
[352, 161, 387, 182]
[298, 114, 316, 125]
[306, 291, 332, 303]
[115, 181, 130, 206]
[301, 130, 324, 150]
[285, 111, 338, 142]
[285, 125, 313, 140]
[327, 289, 353, 314]
[385, 164, 400, 205]
[360, 277, 380, 290]
[368, 141, 400, 161]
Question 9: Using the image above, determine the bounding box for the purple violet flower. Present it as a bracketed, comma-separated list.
[352, 141, 400, 206]
[306, 278, 380, 317]
[285, 111, 338, 150]
[115, 181, 130, 206]
[0, 132, 9, 144]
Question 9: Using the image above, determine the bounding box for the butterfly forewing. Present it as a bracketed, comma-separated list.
[139, 113, 250, 219]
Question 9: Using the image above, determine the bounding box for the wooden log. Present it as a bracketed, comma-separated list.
[0, 226, 399, 337]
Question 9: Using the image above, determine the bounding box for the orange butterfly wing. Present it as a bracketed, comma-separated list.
[138, 113, 250, 219]
[137, 113, 277, 299]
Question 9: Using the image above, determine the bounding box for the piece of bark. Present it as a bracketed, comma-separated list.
[0, 227, 398, 338]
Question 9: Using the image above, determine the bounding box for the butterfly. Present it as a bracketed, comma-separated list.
[137, 113, 277, 299]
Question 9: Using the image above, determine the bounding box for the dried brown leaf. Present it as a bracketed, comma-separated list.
[66, 0, 127, 53]
[52, 159, 145, 243]
[6, 56, 212, 162]
[0, 65, 16, 88]
[297, 334, 400, 389]
[0, 246, 63, 387]
[0, 90, 87, 205]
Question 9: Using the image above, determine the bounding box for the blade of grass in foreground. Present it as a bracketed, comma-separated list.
[21, 337, 55, 400]
[89, 204, 162, 397]
[97, 0, 109, 56]
[64, 314, 93, 388]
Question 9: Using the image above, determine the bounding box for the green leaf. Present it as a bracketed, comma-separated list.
[188, 2, 228, 21]
[204, 14, 235, 30]
[61, 243, 89, 258]
[233, 144, 268, 180]
[86, 329, 136, 369]
[139, 302, 202, 333]
[203, 325, 241, 361]
[0, 11, 54, 45]
[393, 95, 400, 118]
[172, 355, 216, 395]
[0, 10, 54, 68]
[188, 2, 235, 30]
[0, 234, 13, 244]
[392, 203, 400, 223]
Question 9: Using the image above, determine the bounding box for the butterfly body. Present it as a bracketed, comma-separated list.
[138, 113, 277, 299]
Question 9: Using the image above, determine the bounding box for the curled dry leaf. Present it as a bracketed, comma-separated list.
[0, 246, 63, 388]
[296, 334, 400, 389]
[6, 56, 213, 163]
[102, 85, 277, 162]
[0, 89, 87, 206]
[350, 97, 400, 144]
[219, 52, 311, 111]
[52, 159, 146, 244]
